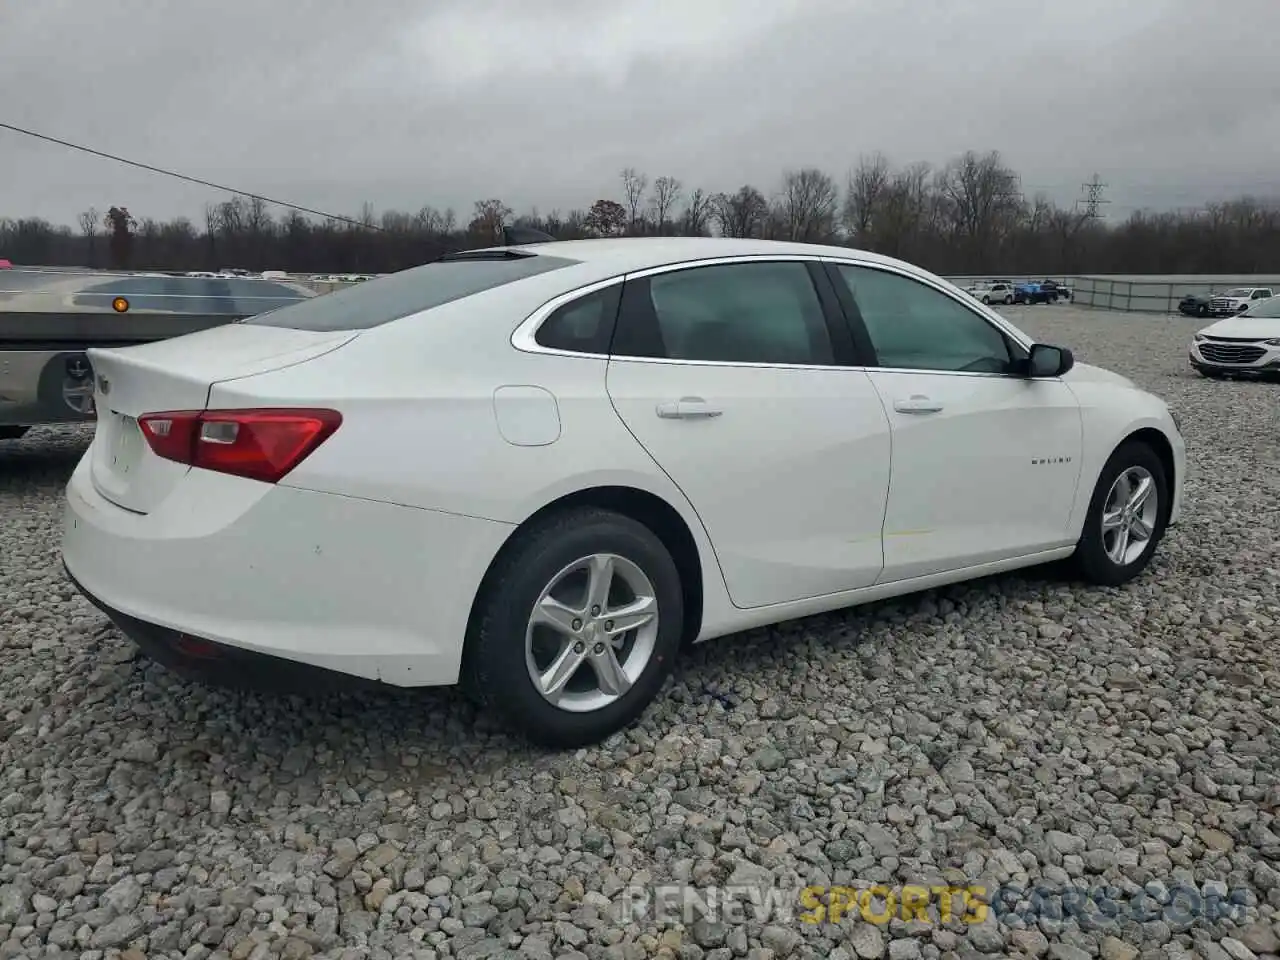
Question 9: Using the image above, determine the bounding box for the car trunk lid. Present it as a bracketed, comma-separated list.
[87, 323, 359, 514]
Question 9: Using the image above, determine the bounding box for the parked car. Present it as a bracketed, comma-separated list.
[1207, 287, 1274, 316]
[1178, 293, 1213, 317]
[1189, 293, 1280, 378]
[965, 281, 1015, 305]
[61, 237, 1185, 747]
[0, 258, 12, 270]
[1015, 281, 1061, 304]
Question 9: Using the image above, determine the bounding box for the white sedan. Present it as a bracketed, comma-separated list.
[62, 238, 1185, 747]
[1189, 294, 1280, 378]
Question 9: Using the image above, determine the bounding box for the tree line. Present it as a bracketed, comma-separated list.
[2, 151, 1278, 277]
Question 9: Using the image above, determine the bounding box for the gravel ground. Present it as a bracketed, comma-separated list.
[1, 305, 1278, 960]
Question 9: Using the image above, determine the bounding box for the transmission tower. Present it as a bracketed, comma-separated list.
[1075, 174, 1110, 220]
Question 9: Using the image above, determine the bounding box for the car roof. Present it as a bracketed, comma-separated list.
[480, 237, 929, 283]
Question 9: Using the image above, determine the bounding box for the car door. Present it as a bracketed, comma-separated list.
[822, 260, 1084, 583]
[605, 257, 892, 609]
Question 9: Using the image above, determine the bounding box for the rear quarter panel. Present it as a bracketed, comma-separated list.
[204, 290, 736, 636]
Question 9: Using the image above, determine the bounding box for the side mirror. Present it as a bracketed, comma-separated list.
[1026, 343, 1074, 378]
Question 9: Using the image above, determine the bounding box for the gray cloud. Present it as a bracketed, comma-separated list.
[3, 0, 1279, 228]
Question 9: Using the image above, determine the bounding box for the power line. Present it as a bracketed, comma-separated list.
[0, 120, 383, 231]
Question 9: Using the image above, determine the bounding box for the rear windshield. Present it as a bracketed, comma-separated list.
[242, 253, 578, 331]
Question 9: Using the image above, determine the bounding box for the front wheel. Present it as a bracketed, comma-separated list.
[1004, 295, 1013, 305]
[461, 508, 684, 748]
[1071, 441, 1169, 587]
[982, 296, 991, 305]
[1197, 304, 1208, 317]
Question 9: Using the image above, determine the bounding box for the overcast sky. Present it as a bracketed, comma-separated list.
[3, 0, 1279, 229]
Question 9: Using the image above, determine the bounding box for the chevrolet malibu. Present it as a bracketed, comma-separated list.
[62, 238, 1185, 747]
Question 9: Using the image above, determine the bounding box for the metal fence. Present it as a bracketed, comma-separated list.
[1070, 275, 1280, 314]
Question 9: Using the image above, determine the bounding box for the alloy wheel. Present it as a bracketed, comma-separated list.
[524, 553, 660, 713]
[1101, 466, 1160, 566]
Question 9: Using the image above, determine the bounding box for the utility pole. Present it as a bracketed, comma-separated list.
[1075, 174, 1110, 220]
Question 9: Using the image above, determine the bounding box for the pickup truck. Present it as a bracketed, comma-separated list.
[1205, 287, 1274, 317]
[0, 270, 313, 440]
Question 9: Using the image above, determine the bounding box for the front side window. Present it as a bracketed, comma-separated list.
[612, 261, 834, 366]
[833, 264, 1017, 374]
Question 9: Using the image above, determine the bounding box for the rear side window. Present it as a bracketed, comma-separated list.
[612, 261, 835, 365]
[534, 285, 621, 354]
[243, 253, 578, 330]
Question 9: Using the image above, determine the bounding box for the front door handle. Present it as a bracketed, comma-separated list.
[656, 397, 723, 420]
[893, 394, 943, 414]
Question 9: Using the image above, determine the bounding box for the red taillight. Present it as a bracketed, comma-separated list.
[137, 408, 342, 484]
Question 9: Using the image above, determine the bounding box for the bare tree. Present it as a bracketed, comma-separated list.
[712, 186, 769, 238]
[777, 168, 839, 241]
[621, 168, 649, 230]
[680, 188, 713, 237]
[843, 154, 890, 239]
[468, 198, 512, 244]
[876, 163, 933, 259]
[77, 207, 99, 267]
[649, 176, 683, 233]
[935, 150, 1023, 269]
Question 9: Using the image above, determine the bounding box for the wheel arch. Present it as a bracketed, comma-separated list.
[1119, 427, 1176, 509]
[465, 485, 706, 651]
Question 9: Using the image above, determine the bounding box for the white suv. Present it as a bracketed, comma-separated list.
[965, 281, 1015, 305]
[1191, 294, 1280, 378]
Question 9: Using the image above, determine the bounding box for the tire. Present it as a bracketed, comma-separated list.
[1004, 295, 1013, 305]
[1197, 304, 1208, 317]
[461, 507, 685, 748]
[0, 426, 30, 440]
[982, 296, 991, 305]
[1071, 440, 1170, 587]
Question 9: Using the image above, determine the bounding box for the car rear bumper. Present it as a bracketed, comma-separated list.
[61, 449, 515, 687]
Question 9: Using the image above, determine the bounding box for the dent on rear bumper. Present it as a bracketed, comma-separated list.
[61, 456, 515, 686]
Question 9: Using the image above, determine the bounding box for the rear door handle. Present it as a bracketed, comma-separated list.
[656, 397, 723, 420]
[893, 394, 943, 414]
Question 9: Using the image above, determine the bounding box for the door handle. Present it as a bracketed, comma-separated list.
[893, 394, 943, 414]
[655, 397, 723, 420]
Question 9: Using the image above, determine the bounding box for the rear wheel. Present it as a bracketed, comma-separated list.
[1071, 441, 1169, 587]
[462, 508, 684, 748]
[982, 296, 991, 305]
[1004, 295, 1013, 305]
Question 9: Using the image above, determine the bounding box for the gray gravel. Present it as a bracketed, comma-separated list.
[1, 304, 1278, 960]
